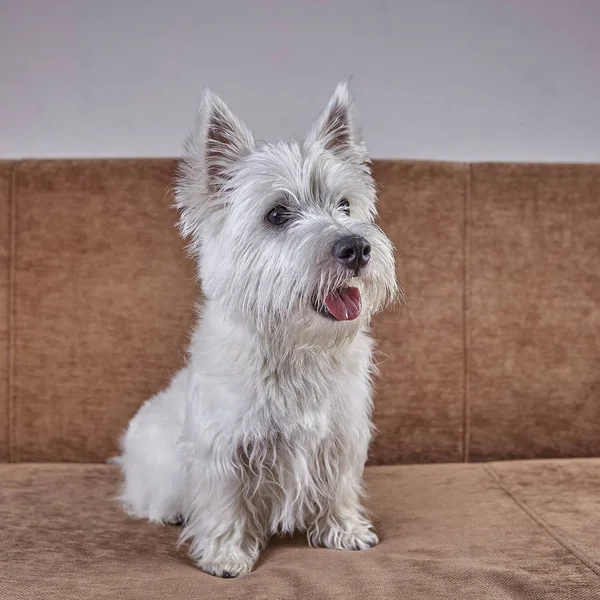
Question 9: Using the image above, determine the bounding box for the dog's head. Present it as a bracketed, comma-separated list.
[176, 83, 397, 343]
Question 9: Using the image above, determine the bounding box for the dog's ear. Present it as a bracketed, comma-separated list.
[305, 82, 367, 162]
[187, 89, 255, 192]
[176, 90, 254, 240]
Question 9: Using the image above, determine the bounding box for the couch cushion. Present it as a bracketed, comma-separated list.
[488, 458, 600, 570]
[468, 164, 600, 461]
[10, 159, 197, 462]
[8, 159, 467, 465]
[371, 161, 467, 465]
[2, 460, 599, 599]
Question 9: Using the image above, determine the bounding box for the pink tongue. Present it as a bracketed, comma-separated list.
[324, 287, 362, 321]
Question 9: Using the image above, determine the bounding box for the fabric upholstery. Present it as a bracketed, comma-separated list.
[5, 159, 470, 464]
[2, 160, 599, 598]
[468, 164, 600, 461]
[371, 161, 467, 464]
[0, 162, 15, 462]
[488, 459, 600, 570]
[2, 461, 599, 599]
[10, 160, 196, 462]
[1, 159, 599, 463]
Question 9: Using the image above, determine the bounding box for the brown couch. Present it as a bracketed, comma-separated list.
[1, 159, 599, 599]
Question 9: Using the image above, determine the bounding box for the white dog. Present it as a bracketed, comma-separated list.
[117, 82, 398, 577]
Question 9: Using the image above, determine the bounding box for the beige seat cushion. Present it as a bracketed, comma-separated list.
[2, 459, 599, 599]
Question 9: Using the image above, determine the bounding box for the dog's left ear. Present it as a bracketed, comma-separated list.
[305, 82, 367, 162]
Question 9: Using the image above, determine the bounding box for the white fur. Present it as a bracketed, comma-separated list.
[116, 82, 398, 577]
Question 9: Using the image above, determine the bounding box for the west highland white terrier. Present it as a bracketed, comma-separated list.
[117, 82, 398, 577]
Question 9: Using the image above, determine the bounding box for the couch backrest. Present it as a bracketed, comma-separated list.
[0, 159, 598, 464]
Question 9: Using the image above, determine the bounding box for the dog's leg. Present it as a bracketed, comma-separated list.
[307, 420, 378, 552]
[180, 457, 264, 577]
[308, 469, 379, 551]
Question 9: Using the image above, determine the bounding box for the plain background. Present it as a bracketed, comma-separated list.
[1, 0, 599, 161]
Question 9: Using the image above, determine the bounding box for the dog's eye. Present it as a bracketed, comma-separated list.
[267, 205, 291, 226]
[338, 198, 350, 216]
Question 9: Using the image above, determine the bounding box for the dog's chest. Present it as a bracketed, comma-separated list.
[240, 355, 348, 470]
[239, 417, 343, 532]
[237, 347, 370, 531]
[259, 354, 348, 434]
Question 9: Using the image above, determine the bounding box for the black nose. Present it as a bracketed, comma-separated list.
[332, 236, 371, 272]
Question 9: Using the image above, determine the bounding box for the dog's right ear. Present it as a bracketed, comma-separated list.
[176, 90, 255, 240]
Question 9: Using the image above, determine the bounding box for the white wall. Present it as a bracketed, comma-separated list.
[1, 0, 599, 161]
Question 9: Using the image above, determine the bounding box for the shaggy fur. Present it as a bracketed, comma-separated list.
[117, 82, 398, 577]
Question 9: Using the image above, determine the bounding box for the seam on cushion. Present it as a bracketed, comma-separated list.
[4, 163, 16, 462]
[483, 463, 600, 578]
[461, 164, 472, 462]
[7, 162, 19, 462]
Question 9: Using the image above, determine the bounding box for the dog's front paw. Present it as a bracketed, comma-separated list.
[310, 521, 379, 551]
[196, 551, 256, 578]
